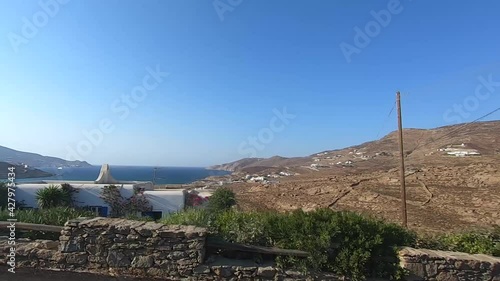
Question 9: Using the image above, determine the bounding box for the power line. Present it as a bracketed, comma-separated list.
[410, 106, 500, 153]
[376, 101, 396, 139]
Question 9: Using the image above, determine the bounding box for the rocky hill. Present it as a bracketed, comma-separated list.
[211, 120, 500, 174]
[0, 162, 54, 179]
[213, 120, 500, 233]
[209, 156, 309, 173]
[0, 145, 91, 168]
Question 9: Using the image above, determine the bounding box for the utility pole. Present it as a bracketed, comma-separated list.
[396, 91, 408, 228]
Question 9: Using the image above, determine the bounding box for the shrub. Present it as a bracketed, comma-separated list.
[440, 232, 495, 254]
[127, 193, 153, 214]
[161, 207, 415, 280]
[417, 227, 500, 257]
[60, 183, 79, 207]
[0, 207, 95, 240]
[207, 187, 236, 212]
[100, 185, 152, 217]
[36, 185, 69, 209]
[161, 208, 212, 227]
[100, 185, 125, 217]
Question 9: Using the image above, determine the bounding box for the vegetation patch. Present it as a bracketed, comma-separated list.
[416, 227, 500, 257]
[0, 207, 95, 239]
[100, 184, 152, 217]
[206, 187, 236, 212]
[162, 207, 415, 280]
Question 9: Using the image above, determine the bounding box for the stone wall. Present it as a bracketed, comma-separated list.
[58, 217, 206, 278]
[2, 218, 499, 280]
[399, 247, 500, 281]
[0, 218, 339, 280]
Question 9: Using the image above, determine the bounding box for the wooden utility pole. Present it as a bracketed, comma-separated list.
[396, 91, 408, 228]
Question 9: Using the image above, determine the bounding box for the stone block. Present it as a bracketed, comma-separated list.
[436, 271, 459, 281]
[107, 250, 131, 267]
[426, 263, 438, 277]
[193, 265, 211, 274]
[212, 266, 235, 278]
[405, 262, 426, 278]
[66, 253, 88, 265]
[131, 255, 154, 268]
[257, 266, 276, 278]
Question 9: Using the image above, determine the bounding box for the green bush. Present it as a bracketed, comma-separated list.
[100, 184, 152, 217]
[0, 207, 95, 239]
[161, 208, 212, 227]
[207, 187, 236, 212]
[36, 184, 71, 209]
[161, 208, 415, 280]
[60, 183, 78, 207]
[417, 227, 500, 257]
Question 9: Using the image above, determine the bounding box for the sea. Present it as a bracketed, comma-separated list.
[15, 166, 230, 185]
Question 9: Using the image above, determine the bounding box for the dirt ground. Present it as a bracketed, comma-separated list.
[229, 160, 500, 234]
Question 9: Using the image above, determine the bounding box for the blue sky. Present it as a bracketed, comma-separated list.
[1, 0, 499, 167]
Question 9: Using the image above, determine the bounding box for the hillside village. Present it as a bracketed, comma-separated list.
[199, 121, 500, 233]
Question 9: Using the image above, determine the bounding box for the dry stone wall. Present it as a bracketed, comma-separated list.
[1, 218, 499, 280]
[58, 217, 206, 278]
[0, 218, 339, 280]
[399, 247, 500, 281]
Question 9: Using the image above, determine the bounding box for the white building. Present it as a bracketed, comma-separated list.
[446, 150, 481, 157]
[438, 144, 481, 157]
[15, 164, 185, 219]
[249, 176, 266, 182]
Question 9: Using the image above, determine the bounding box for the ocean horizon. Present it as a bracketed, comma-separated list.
[16, 166, 230, 185]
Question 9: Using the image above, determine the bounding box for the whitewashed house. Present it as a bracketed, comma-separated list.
[249, 176, 266, 182]
[438, 144, 481, 157]
[15, 164, 185, 219]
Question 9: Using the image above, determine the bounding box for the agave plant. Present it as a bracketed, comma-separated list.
[36, 184, 68, 209]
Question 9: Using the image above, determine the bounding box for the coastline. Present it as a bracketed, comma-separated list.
[15, 166, 231, 186]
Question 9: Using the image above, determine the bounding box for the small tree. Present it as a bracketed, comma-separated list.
[127, 193, 153, 214]
[36, 185, 67, 209]
[207, 187, 236, 212]
[60, 183, 79, 207]
[101, 185, 126, 217]
[100, 185, 152, 217]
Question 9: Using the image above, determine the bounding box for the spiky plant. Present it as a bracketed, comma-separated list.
[36, 184, 67, 209]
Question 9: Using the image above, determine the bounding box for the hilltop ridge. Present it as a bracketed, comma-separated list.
[211, 120, 500, 174]
[0, 145, 92, 168]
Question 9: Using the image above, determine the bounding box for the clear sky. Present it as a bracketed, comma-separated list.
[1, 0, 499, 167]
